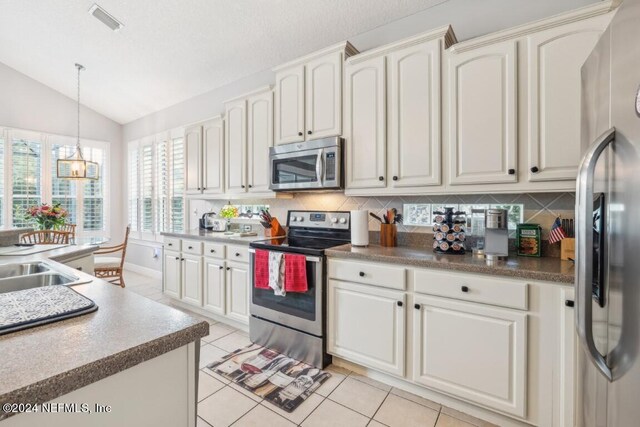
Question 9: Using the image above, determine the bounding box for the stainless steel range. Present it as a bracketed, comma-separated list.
[249, 210, 351, 368]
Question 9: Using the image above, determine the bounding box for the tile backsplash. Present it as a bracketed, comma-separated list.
[189, 192, 575, 240]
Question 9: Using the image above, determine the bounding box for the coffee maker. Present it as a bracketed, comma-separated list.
[484, 209, 509, 260]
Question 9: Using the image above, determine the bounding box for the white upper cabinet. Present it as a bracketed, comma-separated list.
[274, 42, 358, 146]
[184, 125, 202, 195]
[526, 16, 609, 182]
[345, 55, 387, 190]
[275, 65, 305, 144]
[225, 98, 247, 194]
[305, 52, 342, 140]
[247, 89, 274, 193]
[389, 39, 443, 188]
[202, 118, 224, 195]
[447, 40, 518, 185]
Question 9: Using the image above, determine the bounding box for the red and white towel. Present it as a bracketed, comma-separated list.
[284, 253, 308, 293]
[253, 250, 308, 295]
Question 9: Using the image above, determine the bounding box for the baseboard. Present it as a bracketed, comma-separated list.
[123, 262, 163, 280]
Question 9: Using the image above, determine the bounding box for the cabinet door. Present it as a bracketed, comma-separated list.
[412, 295, 527, 417]
[202, 118, 224, 195]
[527, 24, 604, 181]
[559, 288, 576, 427]
[184, 125, 202, 195]
[389, 40, 441, 187]
[203, 258, 226, 316]
[275, 65, 305, 144]
[226, 261, 249, 325]
[247, 90, 274, 193]
[305, 52, 342, 139]
[448, 41, 518, 185]
[181, 254, 202, 306]
[344, 56, 387, 189]
[327, 279, 405, 377]
[225, 99, 247, 194]
[163, 250, 181, 299]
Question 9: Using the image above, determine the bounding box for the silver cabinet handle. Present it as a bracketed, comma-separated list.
[576, 127, 615, 382]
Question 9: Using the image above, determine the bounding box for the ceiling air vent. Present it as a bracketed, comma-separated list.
[88, 4, 123, 32]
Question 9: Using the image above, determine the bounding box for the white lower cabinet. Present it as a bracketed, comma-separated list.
[181, 254, 202, 306]
[203, 258, 226, 316]
[412, 294, 527, 418]
[162, 250, 181, 299]
[327, 279, 406, 377]
[225, 261, 250, 325]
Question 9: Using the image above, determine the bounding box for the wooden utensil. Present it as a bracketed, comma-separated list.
[369, 213, 383, 223]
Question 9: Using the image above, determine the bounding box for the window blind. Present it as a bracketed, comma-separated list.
[128, 144, 139, 231]
[170, 137, 184, 232]
[141, 143, 154, 233]
[12, 137, 42, 227]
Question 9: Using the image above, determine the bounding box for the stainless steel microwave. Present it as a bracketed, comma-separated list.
[269, 137, 343, 191]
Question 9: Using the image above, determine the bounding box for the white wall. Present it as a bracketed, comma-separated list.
[0, 61, 124, 240]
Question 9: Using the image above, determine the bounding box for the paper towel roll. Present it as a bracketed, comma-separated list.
[351, 210, 369, 247]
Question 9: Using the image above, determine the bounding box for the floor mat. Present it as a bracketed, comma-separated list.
[205, 343, 331, 412]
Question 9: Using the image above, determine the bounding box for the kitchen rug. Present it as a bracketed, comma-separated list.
[205, 343, 331, 412]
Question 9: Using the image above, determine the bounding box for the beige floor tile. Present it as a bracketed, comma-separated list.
[213, 331, 253, 352]
[315, 366, 349, 397]
[202, 322, 235, 342]
[198, 370, 225, 402]
[373, 394, 439, 427]
[229, 381, 263, 403]
[200, 343, 230, 369]
[390, 387, 441, 411]
[436, 414, 476, 427]
[198, 386, 258, 427]
[328, 377, 388, 417]
[302, 399, 370, 427]
[440, 407, 498, 427]
[368, 421, 388, 427]
[262, 392, 324, 424]
[349, 372, 393, 392]
[197, 416, 213, 427]
[232, 404, 296, 427]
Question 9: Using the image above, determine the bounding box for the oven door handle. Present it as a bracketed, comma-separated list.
[248, 248, 322, 263]
[316, 150, 324, 185]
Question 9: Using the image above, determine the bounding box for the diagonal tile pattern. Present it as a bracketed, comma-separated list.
[124, 270, 500, 427]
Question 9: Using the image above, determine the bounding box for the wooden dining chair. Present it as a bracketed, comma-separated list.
[20, 230, 71, 244]
[93, 226, 131, 288]
[61, 223, 77, 243]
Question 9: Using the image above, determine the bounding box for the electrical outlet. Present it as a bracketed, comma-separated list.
[153, 248, 161, 258]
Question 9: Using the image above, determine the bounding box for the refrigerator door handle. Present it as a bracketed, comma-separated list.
[576, 127, 616, 382]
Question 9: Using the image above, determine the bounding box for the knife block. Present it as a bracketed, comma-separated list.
[380, 224, 397, 247]
[266, 218, 285, 238]
[560, 238, 575, 261]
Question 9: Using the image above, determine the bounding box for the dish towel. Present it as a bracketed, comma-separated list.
[268, 251, 286, 296]
[284, 253, 308, 293]
[254, 249, 270, 289]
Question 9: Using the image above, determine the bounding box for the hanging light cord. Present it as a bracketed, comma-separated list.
[75, 63, 85, 158]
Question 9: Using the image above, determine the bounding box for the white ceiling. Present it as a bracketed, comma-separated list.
[0, 0, 448, 124]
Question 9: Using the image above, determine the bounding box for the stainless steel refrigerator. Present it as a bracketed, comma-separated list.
[578, 0, 640, 425]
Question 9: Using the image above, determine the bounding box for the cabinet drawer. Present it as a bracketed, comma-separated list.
[328, 259, 406, 290]
[414, 268, 528, 310]
[204, 242, 225, 259]
[182, 240, 203, 256]
[226, 245, 249, 263]
[163, 237, 181, 251]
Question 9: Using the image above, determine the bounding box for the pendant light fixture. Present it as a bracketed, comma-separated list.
[57, 63, 99, 180]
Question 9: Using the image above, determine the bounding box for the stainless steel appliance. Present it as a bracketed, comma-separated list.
[577, 1, 640, 425]
[199, 212, 226, 231]
[483, 208, 508, 260]
[249, 210, 351, 368]
[269, 137, 343, 191]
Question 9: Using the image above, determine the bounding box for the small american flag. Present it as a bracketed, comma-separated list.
[549, 217, 567, 244]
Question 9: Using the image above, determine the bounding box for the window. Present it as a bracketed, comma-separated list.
[0, 128, 109, 235]
[128, 131, 184, 240]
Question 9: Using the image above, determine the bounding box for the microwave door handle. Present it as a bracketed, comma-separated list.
[576, 127, 615, 382]
[316, 150, 324, 186]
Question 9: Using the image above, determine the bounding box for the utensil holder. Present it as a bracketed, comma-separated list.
[380, 224, 397, 247]
[270, 218, 285, 238]
[560, 238, 575, 261]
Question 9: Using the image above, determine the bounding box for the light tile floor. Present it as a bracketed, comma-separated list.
[123, 270, 498, 427]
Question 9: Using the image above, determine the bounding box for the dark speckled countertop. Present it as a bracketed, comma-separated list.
[0, 248, 208, 420]
[326, 244, 574, 284]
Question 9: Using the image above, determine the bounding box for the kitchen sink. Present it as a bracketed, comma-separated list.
[0, 262, 50, 279]
[0, 273, 76, 293]
[0, 261, 90, 294]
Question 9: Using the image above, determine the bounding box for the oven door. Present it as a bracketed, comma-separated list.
[249, 249, 323, 337]
[270, 148, 323, 191]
